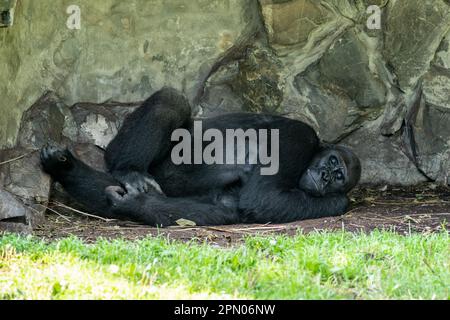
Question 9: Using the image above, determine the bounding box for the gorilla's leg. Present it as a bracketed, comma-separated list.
[41, 146, 238, 225]
[105, 185, 240, 226]
[105, 87, 191, 192]
[40, 146, 121, 218]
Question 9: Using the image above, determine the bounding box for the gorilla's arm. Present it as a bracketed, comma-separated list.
[240, 189, 349, 223]
[238, 177, 349, 224]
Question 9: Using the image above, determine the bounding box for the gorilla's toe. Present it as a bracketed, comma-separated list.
[113, 171, 164, 195]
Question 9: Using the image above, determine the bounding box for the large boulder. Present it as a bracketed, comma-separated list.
[411, 31, 450, 183]
[260, 0, 334, 51]
[63, 101, 139, 149]
[0, 187, 30, 221]
[384, 0, 450, 90]
[0, 187, 32, 234]
[17, 91, 68, 149]
[342, 123, 428, 185]
[0, 148, 49, 227]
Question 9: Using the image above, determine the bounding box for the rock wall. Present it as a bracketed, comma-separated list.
[1, 0, 450, 188]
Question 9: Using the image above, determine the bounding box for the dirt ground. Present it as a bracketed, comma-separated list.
[33, 184, 450, 246]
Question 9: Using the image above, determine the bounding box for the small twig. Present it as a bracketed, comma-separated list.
[0, 150, 37, 166]
[50, 201, 115, 222]
[98, 226, 154, 231]
[43, 207, 72, 222]
[336, 207, 362, 220]
[166, 227, 200, 232]
[201, 226, 252, 235]
[371, 200, 448, 206]
[33, 203, 71, 222]
[223, 222, 272, 232]
[228, 226, 286, 232]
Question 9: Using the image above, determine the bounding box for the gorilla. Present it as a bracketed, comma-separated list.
[40, 87, 361, 226]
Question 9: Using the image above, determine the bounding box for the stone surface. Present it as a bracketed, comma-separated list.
[0, 148, 49, 226]
[411, 73, 450, 183]
[63, 102, 139, 149]
[342, 123, 428, 185]
[71, 143, 107, 172]
[0, 0, 16, 27]
[0, 187, 29, 221]
[231, 45, 284, 113]
[318, 29, 386, 108]
[408, 29, 450, 184]
[0, 222, 32, 234]
[423, 69, 450, 110]
[292, 68, 360, 142]
[412, 102, 450, 183]
[260, 0, 333, 49]
[434, 30, 450, 69]
[17, 91, 68, 150]
[287, 28, 387, 142]
[384, 0, 450, 90]
[0, 0, 262, 148]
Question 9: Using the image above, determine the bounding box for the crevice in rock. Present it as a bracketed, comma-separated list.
[193, 1, 270, 111]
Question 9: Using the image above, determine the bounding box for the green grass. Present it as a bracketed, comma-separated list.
[0, 231, 449, 299]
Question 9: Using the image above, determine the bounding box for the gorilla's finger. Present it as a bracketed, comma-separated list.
[105, 186, 127, 207]
[124, 183, 140, 196]
[144, 177, 164, 195]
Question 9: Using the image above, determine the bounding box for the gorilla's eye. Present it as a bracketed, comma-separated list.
[336, 171, 344, 181]
[329, 156, 338, 165]
[59, 156, 67, 162]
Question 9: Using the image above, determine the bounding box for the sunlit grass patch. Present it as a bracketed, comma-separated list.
[0, 242, 237, 300]
[0, 231, 449, 299]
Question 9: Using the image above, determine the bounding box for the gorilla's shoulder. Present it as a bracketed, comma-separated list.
[144, 86, 189, 106]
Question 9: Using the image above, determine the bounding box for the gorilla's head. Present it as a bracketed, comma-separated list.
[299, 145, 361, 196]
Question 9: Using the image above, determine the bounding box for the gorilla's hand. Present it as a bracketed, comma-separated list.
[105, 184, 139, 209]
[112, 171, 164, 195]
[104, 184, 173, 227]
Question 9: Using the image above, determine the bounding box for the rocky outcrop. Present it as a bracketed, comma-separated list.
[0, 148, 49, 228]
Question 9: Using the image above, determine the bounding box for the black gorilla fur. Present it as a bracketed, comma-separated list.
[41, 87, 361, 226]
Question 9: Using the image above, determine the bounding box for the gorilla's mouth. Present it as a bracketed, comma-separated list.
[307, 169, 320, 193]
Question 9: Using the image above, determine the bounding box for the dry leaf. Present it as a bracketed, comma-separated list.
[175, 218, 197, 227]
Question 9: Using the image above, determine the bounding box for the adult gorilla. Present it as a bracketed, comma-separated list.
[41, 87, 361, 226]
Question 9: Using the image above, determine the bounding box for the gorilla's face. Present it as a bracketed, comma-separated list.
[299, 146, 361, 196]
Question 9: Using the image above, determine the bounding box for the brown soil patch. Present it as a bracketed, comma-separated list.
[33, 185, 450, 246]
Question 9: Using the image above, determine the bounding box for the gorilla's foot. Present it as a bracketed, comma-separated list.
[112, 171, 164, 195]
[40, 145, 74, 176]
